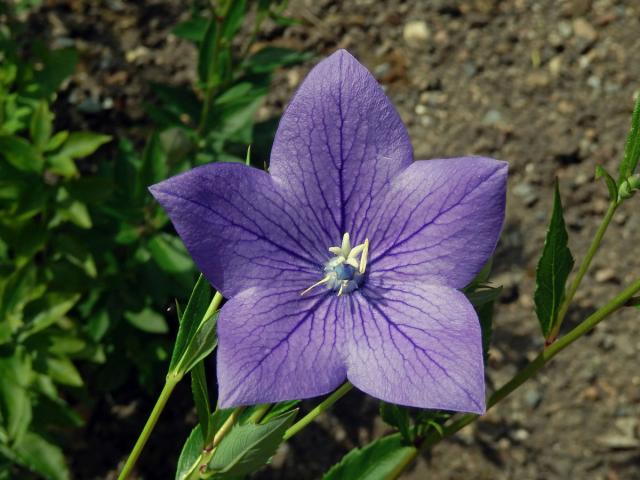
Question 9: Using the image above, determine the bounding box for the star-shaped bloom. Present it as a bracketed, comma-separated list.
[150, 50, 507, 414]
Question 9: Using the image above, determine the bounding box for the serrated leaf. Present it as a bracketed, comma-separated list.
[175, 424, 204, 480]
[619, 93, 640, 182]
[207, 410, 297, 476]
[169, 275, 213, 373]
[595, 165, 617, 201]
[322, 434, 416, 480]
[534, 181, 574, 338]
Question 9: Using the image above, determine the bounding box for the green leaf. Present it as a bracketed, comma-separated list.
[179, 311, 218, 375]
[34, 47, 77, 96]
[170, 275, 212, 372]
[11, 431, 70, 480]
[148, 233, 193, 274]
[55, 132, 111, 159]
[125, 308, 169, 334]
[207, 410, 297, 476]
[21, 293, 80, 337]
[466, 285, 503, 307]
[191, 361, 211, 443]
[172, 16, 209, 43]
[534, 180, 574, 338]
[322, 434, 416, 480]
[477, 299, 495, 365]
[261, 401, 299, 423]
[44, 356, 83, 387]
[44, 131, 69, 152]
[0, 355, 32, 442]
[595, 165, 618, 202]
[379, 402, 412, 442]
[30, 101, 53, 150]
[175, 424, 204, 480]
[245, 47, 312, 74]
[619, 93, 640, 182]
[198, 19, 218, 85]
[220, 0, 247, 41]
[0, 135, 44, 172]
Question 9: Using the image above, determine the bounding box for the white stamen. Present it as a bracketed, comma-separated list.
[359, 239, 369, 274]
[300, 275, 331, 296]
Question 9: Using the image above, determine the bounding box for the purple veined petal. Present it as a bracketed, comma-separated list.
[345, 281, 486, 413]
[150, 163, 330, 298]
[269, 49, 413, 241]
[216, 286, 347, 407]
[366, 157, 508, 289]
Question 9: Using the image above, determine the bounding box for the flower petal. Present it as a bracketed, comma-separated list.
[150, 163, 329, 297]
[367, 157, 507, 289]
[346, 281, 485, 413]
[269, 49, 413, 240]
[216, 287, 346, 407]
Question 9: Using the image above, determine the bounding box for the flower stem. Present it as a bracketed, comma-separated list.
[387, 277, 640, 479]
[283, 382, 353, 440]
[548, 200, 618, 341]
[118, 376, 180, 480]
[248, 404, 272, 424]
[118, 291, 223, 479]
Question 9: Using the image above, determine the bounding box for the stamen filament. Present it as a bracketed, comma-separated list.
[300, 275, 331, 296]
[359, 239, 369, 274]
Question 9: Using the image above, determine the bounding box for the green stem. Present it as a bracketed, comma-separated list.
[248, 404, 272, 424]
[549, 200, 618, 340]
[118, 377, 180, 480]
[119, 291, 223, 479]
[388, 277, 640, 479]
[283, 382, 353, 440]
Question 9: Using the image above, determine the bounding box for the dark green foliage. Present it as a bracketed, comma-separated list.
[534, 181, 574, 338]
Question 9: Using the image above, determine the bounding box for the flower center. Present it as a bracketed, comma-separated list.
[301, 233, 369, 296]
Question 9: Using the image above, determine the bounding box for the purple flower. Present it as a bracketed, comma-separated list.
[150, 50, 507, 414]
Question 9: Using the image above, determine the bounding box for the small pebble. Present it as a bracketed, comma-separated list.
[403, 20, 431, 48]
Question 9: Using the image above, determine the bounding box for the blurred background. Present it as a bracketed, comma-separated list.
[0, 0, 639, 479]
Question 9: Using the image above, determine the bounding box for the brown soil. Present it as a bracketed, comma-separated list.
[25, 0, 640, 479]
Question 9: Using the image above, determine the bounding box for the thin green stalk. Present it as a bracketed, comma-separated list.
[283, 382, 353, 440]
[118, 376, 180, 480]
[388, 277, 640, 479]
[119, 291, 222, 479]
[549, 200, 618, 340]
[248, 404, 272, 424]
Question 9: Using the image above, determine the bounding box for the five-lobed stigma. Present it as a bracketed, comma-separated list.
[301, 233, 369, 296]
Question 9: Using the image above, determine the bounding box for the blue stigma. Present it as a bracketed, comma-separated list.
[325, 261, 363, 294]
